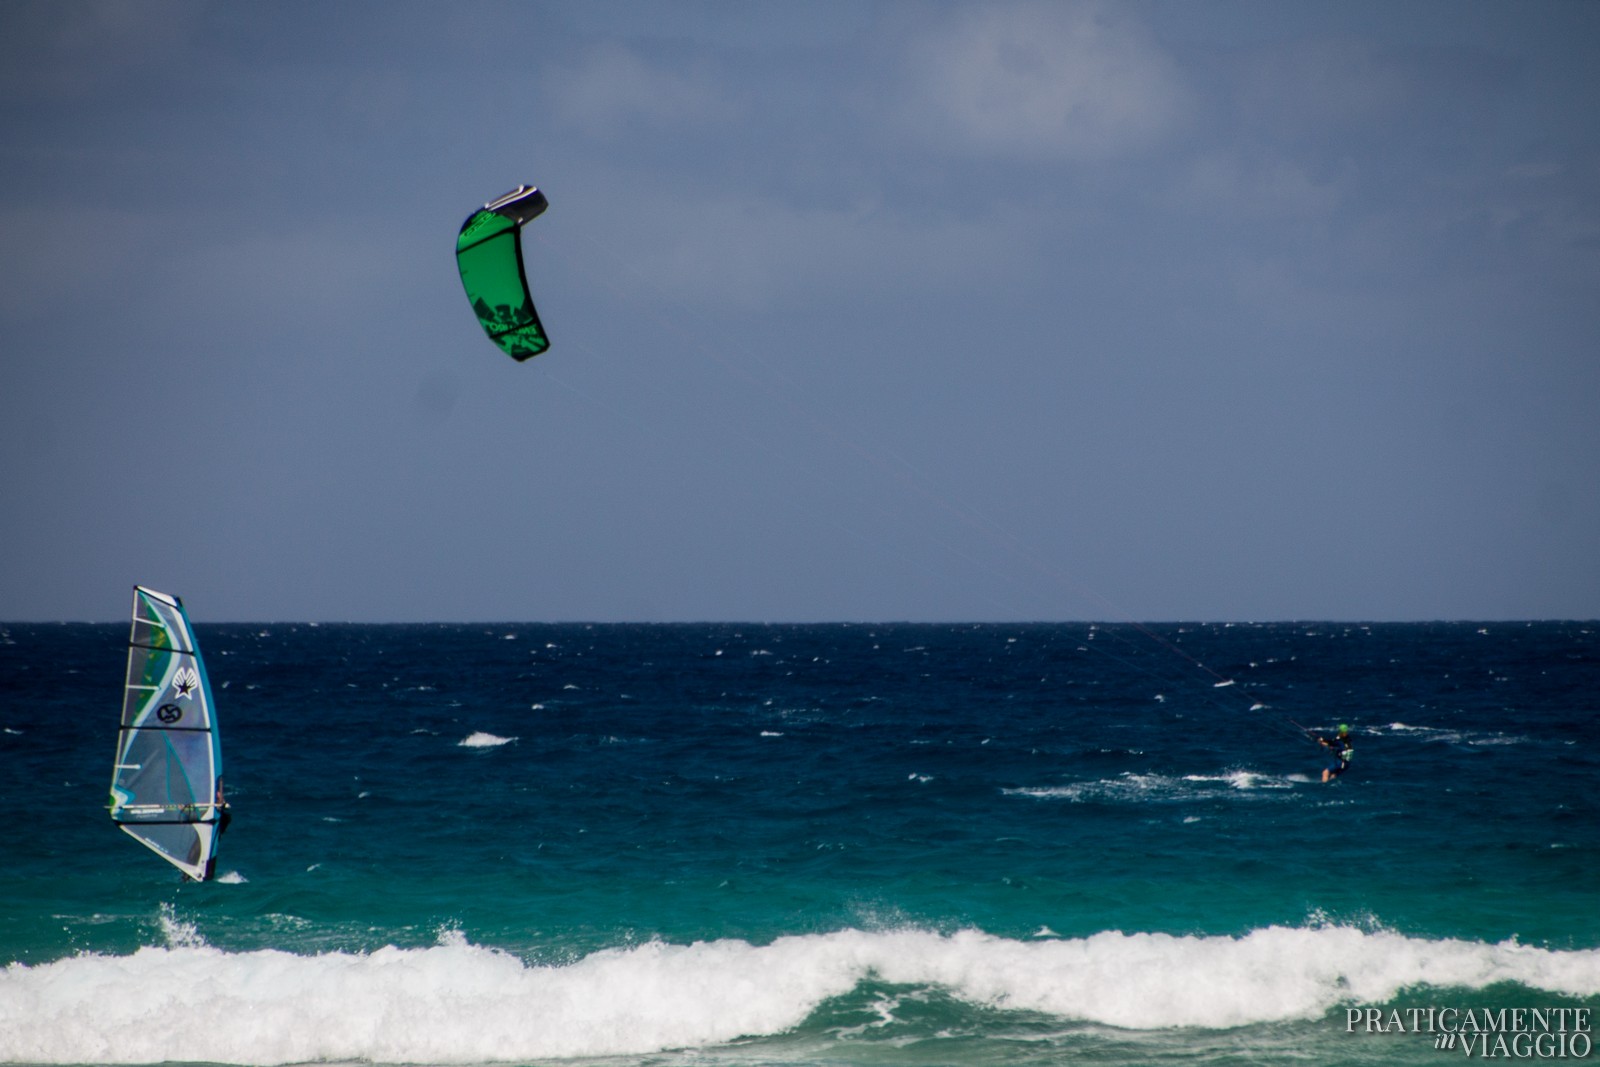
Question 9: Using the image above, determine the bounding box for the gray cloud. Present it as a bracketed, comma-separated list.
[549, 43, 746, 136]
[897, 2, 1190, 161]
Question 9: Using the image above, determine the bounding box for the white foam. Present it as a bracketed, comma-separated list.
[458, 732, 516, 748]
[1183, 770, 1294, 791]
[1005, 770, 1299, 803]
[1379, 722, 1531, 746]
[2, 926, 1596, 1064]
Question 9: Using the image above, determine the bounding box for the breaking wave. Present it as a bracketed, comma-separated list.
[3, 925, 1597, 1064]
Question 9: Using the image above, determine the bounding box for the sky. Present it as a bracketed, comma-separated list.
[2, 0, 1598, 624]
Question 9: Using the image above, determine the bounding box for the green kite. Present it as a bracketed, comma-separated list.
[456, 185, 550, 361]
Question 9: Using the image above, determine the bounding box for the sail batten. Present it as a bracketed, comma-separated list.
[109, 586, 226, 881]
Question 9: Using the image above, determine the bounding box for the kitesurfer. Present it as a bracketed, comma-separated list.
[1316, 724, 1354, 782]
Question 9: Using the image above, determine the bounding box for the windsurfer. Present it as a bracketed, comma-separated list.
[194, 779, 232, 882]
[214, 777, 232, 836]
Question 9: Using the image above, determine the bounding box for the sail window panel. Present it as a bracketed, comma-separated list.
[114, 730, 212, 814]
[131, 617, 175, 651]
[124, 823, 207, 872]
[122, 645, 171, 724]
[163, 729, 215, 788]
[113, 738, 176, 814]
[132, 596, 192, 653]
[113, 732, 190, 813]
[121, 684, 154, 727]
[122, 650, 213, 730]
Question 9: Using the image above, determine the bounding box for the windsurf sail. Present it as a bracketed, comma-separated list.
[456, 184, 550, 361]
[109, 586, 227, 881]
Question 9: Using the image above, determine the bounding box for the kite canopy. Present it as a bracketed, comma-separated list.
[456, 185, 549, 361]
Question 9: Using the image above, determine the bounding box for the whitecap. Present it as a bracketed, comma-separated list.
[459, 732, 516, 748]
[1007, 770, 1299, 804]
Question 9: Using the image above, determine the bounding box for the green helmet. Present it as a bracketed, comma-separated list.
[1337, 724, 1349, 734]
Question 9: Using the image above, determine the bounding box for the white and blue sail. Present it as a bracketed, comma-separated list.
[109, 586, 226, 881]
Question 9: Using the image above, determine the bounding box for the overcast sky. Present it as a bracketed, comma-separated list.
[2, 0, 1597, 623]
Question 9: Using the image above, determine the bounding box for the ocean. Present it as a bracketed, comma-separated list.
[2, 620, 1597, 1066]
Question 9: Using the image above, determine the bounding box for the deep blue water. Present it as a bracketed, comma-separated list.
[2, 621, 1598, 1065]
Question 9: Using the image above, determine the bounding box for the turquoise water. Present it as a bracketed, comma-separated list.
[2, 621, 1598, 1064]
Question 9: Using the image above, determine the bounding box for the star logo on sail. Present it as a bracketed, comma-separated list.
[173, 666, 200, 699]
